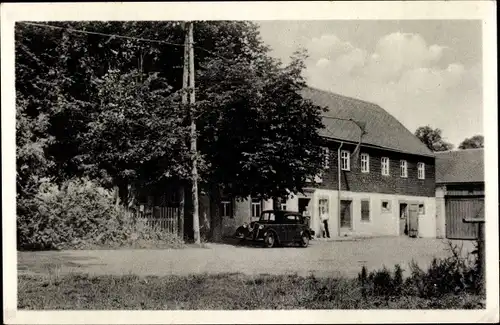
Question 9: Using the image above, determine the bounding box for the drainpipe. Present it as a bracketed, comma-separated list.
[337, 141, 344, 237]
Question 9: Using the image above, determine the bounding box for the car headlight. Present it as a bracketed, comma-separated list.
[258, 225, 264, 230]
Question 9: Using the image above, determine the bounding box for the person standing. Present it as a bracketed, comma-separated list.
[302, 206, 310, 225]
[320, 207, 330, 238]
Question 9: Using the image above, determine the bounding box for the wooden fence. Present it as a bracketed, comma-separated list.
[137, 206, 179, 235]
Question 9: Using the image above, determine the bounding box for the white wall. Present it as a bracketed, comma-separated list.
[272, 190, 437, 238]
[416, 197, 437, 238]
[435, 185, 447, 238]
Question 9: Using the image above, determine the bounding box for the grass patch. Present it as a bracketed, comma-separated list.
[18, 273, 485, 310]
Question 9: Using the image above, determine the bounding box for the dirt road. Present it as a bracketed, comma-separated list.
[18, 237, 475, 278]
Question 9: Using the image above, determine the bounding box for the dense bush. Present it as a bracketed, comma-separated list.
[17, 178, 184, 250]
[358, 242, 483, 299]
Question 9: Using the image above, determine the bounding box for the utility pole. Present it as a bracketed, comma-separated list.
[178, 22, 190, 240]
[187, 21, 201, 244]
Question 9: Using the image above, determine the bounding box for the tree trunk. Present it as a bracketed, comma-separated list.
[113, 185, 120, 209]
[209, 184, 223, 242]
[127, 184, 137, 209]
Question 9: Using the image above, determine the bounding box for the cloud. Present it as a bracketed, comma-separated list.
[308, 34, 356, 60]
[362, 32, 447, 81]
[301, 32, 482, 146]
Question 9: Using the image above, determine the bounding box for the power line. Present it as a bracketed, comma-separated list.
[20, 22, 185, 47]
[19, 21, 234, 62]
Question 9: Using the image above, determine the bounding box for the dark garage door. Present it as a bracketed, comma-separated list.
[445, 196, 484, 239]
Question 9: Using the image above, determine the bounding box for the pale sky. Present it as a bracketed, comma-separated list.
[257, 20, 483, 148]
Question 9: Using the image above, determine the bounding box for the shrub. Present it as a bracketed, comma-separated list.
[403, 241, 482, 298]
[358, 242, 483, 299]
[17, 178, 184, 250]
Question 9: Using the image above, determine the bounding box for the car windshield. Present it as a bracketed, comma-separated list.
[259, 212, 275, 222]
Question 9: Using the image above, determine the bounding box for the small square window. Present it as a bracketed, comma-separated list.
[381, 200, 392, 213]
[418, 204, 425, 215]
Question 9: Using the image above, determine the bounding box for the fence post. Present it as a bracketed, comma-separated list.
[477, 222, 485, 283]
[463, 217, 485, 290]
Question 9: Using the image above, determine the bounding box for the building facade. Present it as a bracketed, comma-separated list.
[219, 88, 437, 239]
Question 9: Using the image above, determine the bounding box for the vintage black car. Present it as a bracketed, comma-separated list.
[234, 210, 315, 248]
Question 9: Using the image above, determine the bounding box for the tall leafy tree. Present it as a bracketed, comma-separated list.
[414, 126, 454, 152]
[197, 48, 326, 240]
[77, 69, 191, 203]
[459, 135, 484, 149]
[16, 21, 326, 241]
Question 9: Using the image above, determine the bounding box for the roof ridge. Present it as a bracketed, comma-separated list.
[436, 148, 484, 154]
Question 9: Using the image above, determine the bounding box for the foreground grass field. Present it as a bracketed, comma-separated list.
[18, 273, 484, 310]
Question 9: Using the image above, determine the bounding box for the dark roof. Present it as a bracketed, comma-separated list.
[300, 87, 434, 157]
[435, 149, 484, 184]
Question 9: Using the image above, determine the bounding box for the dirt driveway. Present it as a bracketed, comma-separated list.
[18, 237, 475, 278]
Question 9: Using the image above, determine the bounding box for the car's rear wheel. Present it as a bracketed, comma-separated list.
[264, 232, 276, 248]
[300, 233, 310, 247]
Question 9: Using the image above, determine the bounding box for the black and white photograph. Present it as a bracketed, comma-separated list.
[2, 1, 498, 324]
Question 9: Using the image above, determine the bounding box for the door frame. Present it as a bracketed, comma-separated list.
[317, 195, 330, 236]
[398, 200, 420, 236]
[398, 202, 409, 236]
[407, 203, 419, 237]
[340, 198, 353, 232]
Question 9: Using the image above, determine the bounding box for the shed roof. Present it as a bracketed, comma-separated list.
[435, 149, 484, 184]
[300, 87, 434, 157]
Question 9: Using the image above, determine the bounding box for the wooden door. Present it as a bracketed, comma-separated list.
[399, 203, 408, 236]
[340, 200, 352, 230]
[408, 204, 419, 237]
[446, 197, 484, 239]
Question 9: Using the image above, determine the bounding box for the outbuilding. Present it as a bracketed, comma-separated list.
[435, 149, 484, 239]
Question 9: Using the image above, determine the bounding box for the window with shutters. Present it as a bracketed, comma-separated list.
[361, 200, 370, 222]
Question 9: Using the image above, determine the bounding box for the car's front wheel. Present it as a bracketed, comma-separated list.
[264, 232, 276, 248]
[300, 233, 310, 247]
